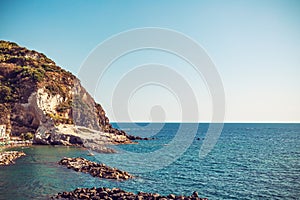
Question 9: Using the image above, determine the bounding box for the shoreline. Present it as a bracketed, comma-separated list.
[0, 141, 33, 151]
[0, 141, 89, 150]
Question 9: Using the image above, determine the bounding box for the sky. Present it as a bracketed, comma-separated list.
[1, 0, 300, 122]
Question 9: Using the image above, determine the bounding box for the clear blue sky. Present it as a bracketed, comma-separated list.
[1, 0, 299, 122]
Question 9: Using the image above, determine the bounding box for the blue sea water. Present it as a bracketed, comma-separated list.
[0, 123, 299, 199]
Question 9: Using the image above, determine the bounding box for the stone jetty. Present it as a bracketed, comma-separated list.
[0, 151, 26, 166]
[59, 157, 133, 180]
[51, 187, 208, 200]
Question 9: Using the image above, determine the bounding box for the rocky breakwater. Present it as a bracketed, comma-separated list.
[0, 151, 26, 166]
[59, 157, 133, 180]
[51, 187, 208, 200]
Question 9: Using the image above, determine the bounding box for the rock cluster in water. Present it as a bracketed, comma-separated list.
[51, 187, 208, 200]
[127, 135, 152, 141]
[59, 157, 133, 180]
[0, 151, 26, 166]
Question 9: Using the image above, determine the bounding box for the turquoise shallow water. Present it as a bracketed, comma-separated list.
[0, 123, 299, 199]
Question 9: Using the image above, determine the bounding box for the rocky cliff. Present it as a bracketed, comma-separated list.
[0, 40, 133, 148]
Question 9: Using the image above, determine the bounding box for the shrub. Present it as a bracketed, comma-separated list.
[45, 84, 61, 95]
[0, 84, 12, 102]
[0, 41, 18, 49]
[20, 132, 34, 140]
[56, 100, 72, 112]
[20, 66, 45, 82]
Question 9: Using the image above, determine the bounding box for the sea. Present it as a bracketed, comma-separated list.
[0, 123, 299, 200]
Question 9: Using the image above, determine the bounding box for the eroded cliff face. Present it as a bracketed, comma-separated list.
[0, 40, 132, 147]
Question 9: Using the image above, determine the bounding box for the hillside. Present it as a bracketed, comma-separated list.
[0, 40, 133, 149]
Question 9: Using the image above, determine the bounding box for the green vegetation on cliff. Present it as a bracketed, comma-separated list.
[0, 40, 75, 101]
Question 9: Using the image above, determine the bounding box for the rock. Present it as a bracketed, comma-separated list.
[137, 195, 144, 200]
[58, 157, 134, 180]
[90, 189, 97, 194]
[127, 135, 151, 141]
[192, 191, 199, 197]
[79, 193, 90, 199]
[0, 151, 26, 166]
[176, 196, 185, 200]
[168, 194, 176, 199]
[99, 191, 108, 198]
[153, 193, 160, 198]
[51, 187, 207, 200]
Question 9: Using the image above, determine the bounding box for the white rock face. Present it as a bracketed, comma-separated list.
[23, 87, 76, 145]
[31, 88, 124, 147]
[36, 88, 63, 115]
[20, 86, 132, 150]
